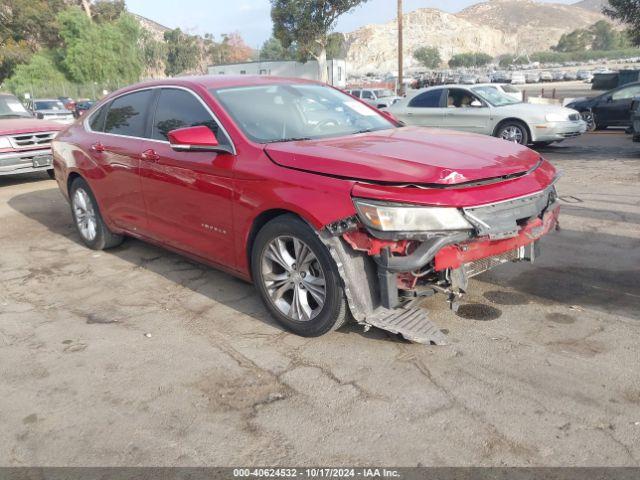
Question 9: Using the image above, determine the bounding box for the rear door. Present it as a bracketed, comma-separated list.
[139, 87, 237, 268]
[87, 89, 155, 234]
[394, 88, 446, 127]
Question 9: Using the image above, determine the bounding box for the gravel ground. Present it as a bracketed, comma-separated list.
[0, 131, 639, 466]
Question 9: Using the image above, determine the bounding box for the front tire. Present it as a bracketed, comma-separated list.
[69, 177, 124, 250]
[495, 120, 529, 145]
[251, 214, 349, 337]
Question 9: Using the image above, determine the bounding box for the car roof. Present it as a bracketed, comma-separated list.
[33, 98, 61, 102]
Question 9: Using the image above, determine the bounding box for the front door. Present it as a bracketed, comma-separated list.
[139, 87, 237, 269]
[442, 88, 492, 134]
[594, 84, 640, 126]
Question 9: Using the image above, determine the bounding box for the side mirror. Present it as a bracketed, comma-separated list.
[168, 126, 233, 154]
[470, 100, 483, 108]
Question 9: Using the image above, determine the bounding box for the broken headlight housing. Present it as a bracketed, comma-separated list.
[354, 199, 473, 232]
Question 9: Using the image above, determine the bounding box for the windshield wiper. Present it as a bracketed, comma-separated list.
[265, 136, 312, 144]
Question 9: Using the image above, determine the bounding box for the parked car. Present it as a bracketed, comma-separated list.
[491, 71, 511, 83]
[27, 98, 75, 124]
[387, 84, 586, 146]
[566, 82, 640, 130]
[539, 71, 553, 82]
[576, 70, 593, 82]
[632, 97, 640, 142]
[59, 96, 76, 113]
[474, 83, 523, 102]
[0, 93, 62, 177]
[460, 74, 478, 85]
[74, 100, 95, 117]
[346, 88, 401, 109]
[525, 72, 541, 84]
[511, 72, 526, 85]
[551, 71, 566, 81]
[51, 76, 561, 342]
[564, 71, 578, 81]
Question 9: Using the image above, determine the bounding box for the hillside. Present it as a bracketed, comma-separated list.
[573, 0, 609, 13]
[344, 0, 614, 74]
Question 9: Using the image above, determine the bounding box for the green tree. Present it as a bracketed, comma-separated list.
[5, 51, 67, 97]
[164, 28, 200, 76]
[91, 0, 126, 23]
[588, 20, 618, 50]
[58, 8, 143, 84]
[553, 29, 589, 52]
[0, 0, 67, 81]
[326, 32, 346, 60]
[270, 0, 369, 82]
[259, 37, 295, 61]
[413, 46, 441, 69]
[605, 0, 640, 46]
[448, 52, 493, 68]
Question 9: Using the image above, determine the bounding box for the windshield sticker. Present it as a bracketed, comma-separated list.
[345, 101, 377, 116]
[7, 101, 27, 113]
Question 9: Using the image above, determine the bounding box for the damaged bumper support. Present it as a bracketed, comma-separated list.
[321, 187, 560, 345]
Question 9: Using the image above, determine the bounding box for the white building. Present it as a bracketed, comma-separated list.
[207, 60, 347, 88]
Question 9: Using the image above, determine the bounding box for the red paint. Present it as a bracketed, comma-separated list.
[167, 125, 219, 148]
[0, 118, 63, 154]
[434, 205, 560, 271]
[52, 76, 559, 283]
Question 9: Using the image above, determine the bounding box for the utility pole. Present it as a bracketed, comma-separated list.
[397, 0, 404, 96]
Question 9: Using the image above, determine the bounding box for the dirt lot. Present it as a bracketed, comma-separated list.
[1, 132, 639, 467]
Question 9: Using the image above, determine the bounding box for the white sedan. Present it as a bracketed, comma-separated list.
[386, 84, 587, 146]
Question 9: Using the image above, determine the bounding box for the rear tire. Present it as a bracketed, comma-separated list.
[495, 120, 529, 145]
[69, 177, 124, 250]
[251, 214, 349, 337]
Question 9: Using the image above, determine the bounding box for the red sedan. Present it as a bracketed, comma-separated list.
[52, 76, 560, 343]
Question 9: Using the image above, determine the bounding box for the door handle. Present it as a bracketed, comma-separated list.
[140, 149, 160, 162]
[91, 142, 105, 152]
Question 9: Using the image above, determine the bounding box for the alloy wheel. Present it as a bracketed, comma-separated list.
[260, 236, 326, 322]
[72, 188, 98, 242]
[499, 125, 524, 144]
[581, 111, 596, 131]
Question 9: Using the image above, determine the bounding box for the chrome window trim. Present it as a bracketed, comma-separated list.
[83, 85, 237, 155]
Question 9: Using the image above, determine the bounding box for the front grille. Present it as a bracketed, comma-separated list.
[465, 248, 521, 278]
[463, 186, 555, 239]
[569, 113, 580, 121]
[10, 131, 57, 149]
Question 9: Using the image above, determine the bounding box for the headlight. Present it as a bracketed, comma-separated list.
[0, 136, 12, 149]
[354, 199, 473, 232]
[545, 113, 570, 122]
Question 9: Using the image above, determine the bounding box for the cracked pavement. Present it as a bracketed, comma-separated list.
[0, 132, 639, 466]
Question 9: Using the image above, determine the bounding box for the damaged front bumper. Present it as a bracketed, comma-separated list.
[320, 184, 561, 344]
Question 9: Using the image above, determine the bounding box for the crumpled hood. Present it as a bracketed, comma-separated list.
[265, 126, 542, 186]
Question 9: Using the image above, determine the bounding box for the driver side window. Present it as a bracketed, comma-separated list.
[361, 91, 374, 100]
[612, 85, 640, 101]
[447, 89, 482, 108]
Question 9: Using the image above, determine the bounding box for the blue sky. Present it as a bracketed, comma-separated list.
[126, 0, 578, 49]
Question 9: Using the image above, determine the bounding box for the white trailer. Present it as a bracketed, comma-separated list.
[207, 60, 347, 88]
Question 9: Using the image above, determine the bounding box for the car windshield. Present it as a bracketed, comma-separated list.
[35, 100, 66, 111]
[471, 86, 521, 106]
[374, 89, 395, 98]
[0, 96, 31, 118]
[211, 83, 395, 143]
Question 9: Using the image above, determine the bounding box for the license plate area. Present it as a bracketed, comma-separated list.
[32, 155, 52, 168]
[465, 242, 540, 278]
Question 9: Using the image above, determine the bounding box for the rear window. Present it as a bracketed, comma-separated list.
[408, 90, 443, 108]
[104, 90, 153, 137]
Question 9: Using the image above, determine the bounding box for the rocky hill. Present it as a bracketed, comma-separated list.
[573, 0, 609, 13]
[344, 0, 613, 74]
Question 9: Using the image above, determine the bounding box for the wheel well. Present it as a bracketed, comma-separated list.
[67, 172, 82, 194]
[493, 118, 531, 140]
[246, 209, 304, 276]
